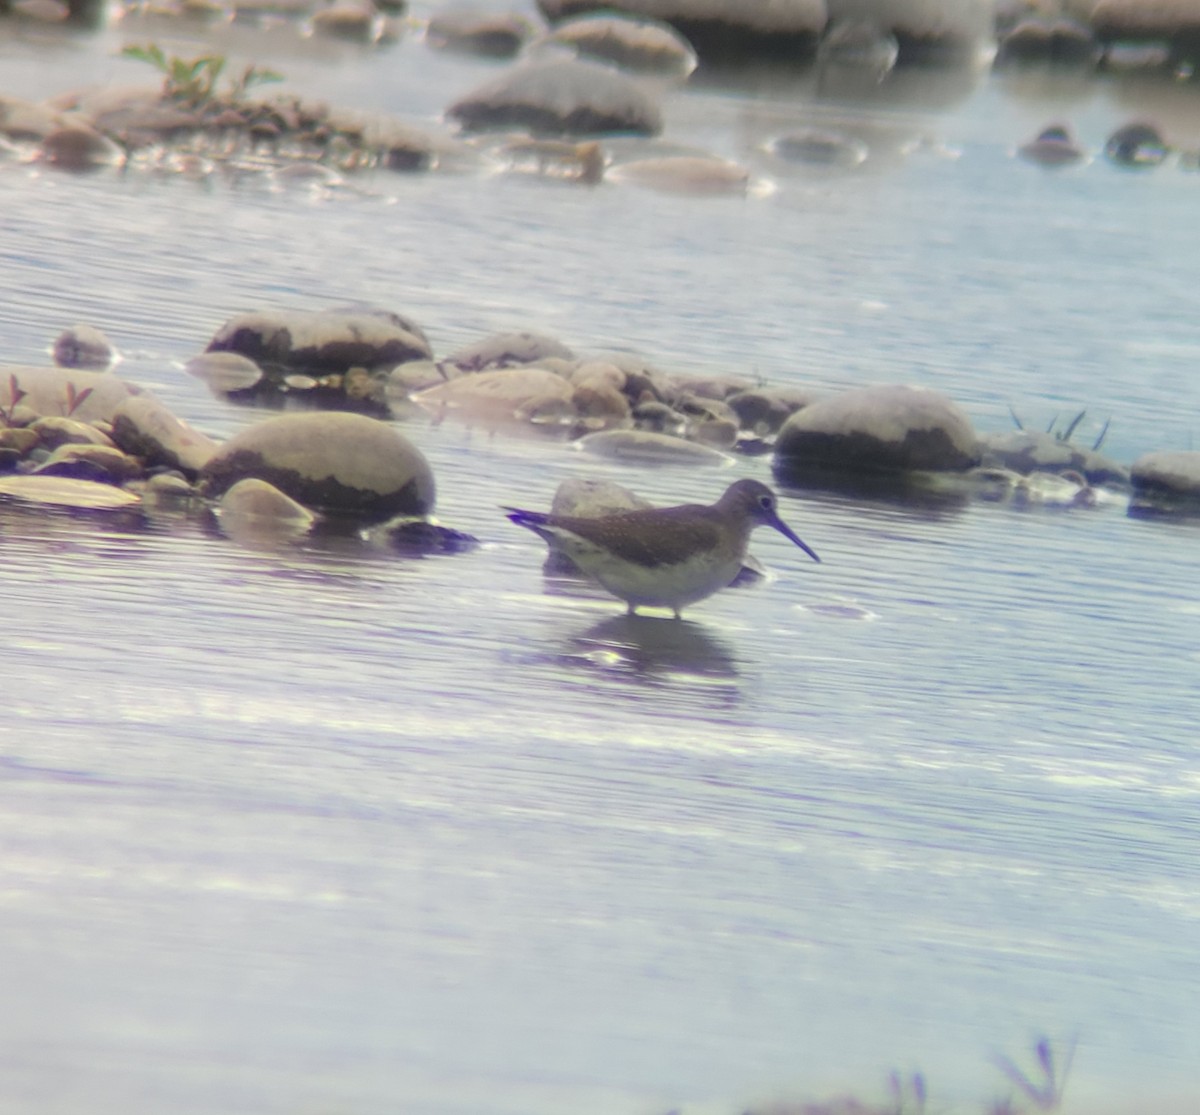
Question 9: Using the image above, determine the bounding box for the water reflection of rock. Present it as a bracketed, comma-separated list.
[564, 613, 739, 680]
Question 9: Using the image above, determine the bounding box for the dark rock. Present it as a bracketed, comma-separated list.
[200, 411, 435, 524]
[1129, 450, 1200, 516]
[1105, 121, 1170, 167]
[53, 324, 119, 369]
[997, 17, 1100, 66]
[39, 442, 141, 482]
[39, 123, 124, 170]
[445, 330, 576, 371]
[978, 430, 1129, 487]
[1018, 123, 1087, 167]
[380, 518, 480, 553]
[536, 0, 827, 64]
[774, 383, 979, 480]
[727, 387, 816, 436]
[28, 415, 114, 449]
[1089, 0, 1200, 65]
[426, 9, 536, 57]
[540, 13, 698, 76]
[110, 394, 220, 478]
[206, 306, 432, 380]
[447, 57, 664, 137]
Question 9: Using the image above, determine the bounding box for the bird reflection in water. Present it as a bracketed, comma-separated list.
[563, 613, 739, 681]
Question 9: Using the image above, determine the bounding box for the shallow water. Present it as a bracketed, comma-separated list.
[2, 6, 1200, 1114]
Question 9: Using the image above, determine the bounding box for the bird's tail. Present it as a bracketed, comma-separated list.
[504, 507, 550, 529]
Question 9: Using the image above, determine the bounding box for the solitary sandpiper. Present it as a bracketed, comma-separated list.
[505, 478, 820, 618]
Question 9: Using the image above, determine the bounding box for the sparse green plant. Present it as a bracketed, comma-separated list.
[122, 43, 283, 105]
[990, 1035, 1075, 1112]
[886, 1070, 926, 1114]
[1, 374, 27, 426]
[62, 382, 94, 418]
[1008, 405, 1110, 451]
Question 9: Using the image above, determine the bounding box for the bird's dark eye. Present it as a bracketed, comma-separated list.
[759, 494, 773, 510]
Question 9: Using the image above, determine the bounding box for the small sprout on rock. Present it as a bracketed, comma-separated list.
[990, 1034, 1075, 1112]
[2, 374, 28, 426]
[122, 43, 283, 106]
[62, 383, 94, 418]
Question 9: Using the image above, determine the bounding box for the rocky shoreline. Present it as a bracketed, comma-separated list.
[2, 306, 1198, 554]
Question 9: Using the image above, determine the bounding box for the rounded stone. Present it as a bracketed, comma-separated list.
[727, 387, 818, 436]
[1129, 450, 1200, 515]
[774, 384, 980, 478]
[1018, 124, 1087, 168]
[536, 0, 827, 64]
[412, 366, 574, 423]
[205, 307, 432, 378]
[1105, 121, 1170, 168]
[426, 10, 535, 57]
[41, 442, 142, 482]
[200, 411, 435, 524]
[52, 323, 119, 369]
[39, 123, 124, 171]
[445, 331, 576, 372]
[447, 57, 664, 137]
[218, 477, 317, 525]
[185, 351, 265, 393]
[29, 415, 114, 449]
[110, 394, 219, 478]
[543, 476, 653, 573]
[540, 13, 698, 76]
[978, 430, 1129, 487]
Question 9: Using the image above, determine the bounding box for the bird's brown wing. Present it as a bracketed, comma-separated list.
[556, 506, 724, 568]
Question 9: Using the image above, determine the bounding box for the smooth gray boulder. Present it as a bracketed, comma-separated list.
[447, 57, 664, 136]
[774, 383, 979, 479]
[205, 307, 432, 380]
[200, 411, 435, 524]
[1129, 450, 1200, 515]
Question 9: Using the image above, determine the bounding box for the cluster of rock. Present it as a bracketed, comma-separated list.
[3, 0, 1197, 187]
[5, 310, 1198, 541]
[0, 346, 462, 548]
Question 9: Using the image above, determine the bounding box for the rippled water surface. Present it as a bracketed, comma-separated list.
[2, 6, 1200, 1114]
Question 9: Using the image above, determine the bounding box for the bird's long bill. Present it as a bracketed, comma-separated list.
[770, 514, 821, 563]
